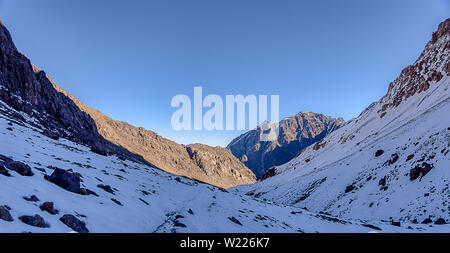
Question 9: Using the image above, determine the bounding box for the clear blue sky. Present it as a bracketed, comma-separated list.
[0, 0, 448, 146]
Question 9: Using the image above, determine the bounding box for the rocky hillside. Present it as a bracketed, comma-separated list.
[50, 85, 256, 189]
[237, 19, 450, 224]
[2, 103, 440, 232]
[228, 112, 344, 178]
[0, 20, 255, 189]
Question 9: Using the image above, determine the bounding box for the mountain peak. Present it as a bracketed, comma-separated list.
[228, 111, 344, 178]
[431, 18, 450, 44]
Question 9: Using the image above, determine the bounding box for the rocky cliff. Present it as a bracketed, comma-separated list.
[238, 19, 450, 222]
[0, 20, 256, 189]
[227, 112, 344, 178]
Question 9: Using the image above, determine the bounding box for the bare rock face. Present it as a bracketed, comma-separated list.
[378, 18, 450, 116]
[51, 93, 257, 188]
[0, 206, 13, 222]
[260, 167, 277, 181]
[227, 112, 344, 178]
[45, 168, 82, 194]
[186, 144, 257, 188]
[19, 214, 46, 228]
[0, 20, 255, 189]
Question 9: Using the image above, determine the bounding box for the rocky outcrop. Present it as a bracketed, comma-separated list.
[227, 112, 344, 178]
[19, 214, 46, 228]
[59, 214, 89, 233]
[0, 20, 255, 189]
[45, 168, 82, 194]
[378, 18, 450, 117]
[0, 206, 13, 222]
[51, 90, 256, 188]
[40, 202, 59, 215]
[0, 20, 147, 166]
[186, 144, 257, 188]
[0, 155, 33, 176]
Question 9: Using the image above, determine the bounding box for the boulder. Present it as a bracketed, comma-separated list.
[375, 150, 384, 157]
[6, 161, 34, 176]
[378, 177, 386, 186]
[111, 198, 123, 206]
[0, 206, 13, 222]
[80, 188, 99, 197]
[410, 167, 421, 181]
[434, 218, 446, 225]
[228, 216, 243, 226]
[345, 184, 355, 193]
[410, 162, 434, 181]
[419, 162, 433, 176]
[406, 154, 414, 162]
[391, 221, 401, 227]
[40, 202, 59, 215]
[0, 161, 11, 177]
[45, 168, 81, 194]
[421, 218, 433, 224]
[59, 214, 89, 233]
[385, 153, 399, 165]
[19, 214, 46, 228]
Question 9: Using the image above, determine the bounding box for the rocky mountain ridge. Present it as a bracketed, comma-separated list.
[0, 20, 256, 189]
[237, 19, 450, 223]
[228, 112, 344, 178]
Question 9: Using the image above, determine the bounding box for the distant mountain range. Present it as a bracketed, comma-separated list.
[228, 112, 344, 178]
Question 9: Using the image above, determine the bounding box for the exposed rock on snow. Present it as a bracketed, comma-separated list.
[237, 19, 450, 223]
[5, 161, 34, 176]
[40, 202, 59, 215]
[97, 184, 115, 195]
[0, 206, 13, 222]
[45, 168, 82, 194]
[19, 215, 46, 228]
[59, 214, 89, 233]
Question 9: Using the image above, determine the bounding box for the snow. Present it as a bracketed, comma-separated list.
[236, 62, 450, 224]
[0, 100, 446, 233]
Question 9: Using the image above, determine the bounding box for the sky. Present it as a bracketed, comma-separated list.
[0, 0, 448, 147]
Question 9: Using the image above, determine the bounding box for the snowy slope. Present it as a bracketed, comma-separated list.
[1, 100, 446, 233]
[237, 20, 450, 224]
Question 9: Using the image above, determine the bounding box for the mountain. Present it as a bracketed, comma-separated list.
[237, 19, 450, 224]
[0, 20, 255, 189]
[2, 106, 438, 233]
[227, 112, 344, 178]
[2, 20, 441, 233]
[1, 17, 449, 233]
[49, 83, 256, 189]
